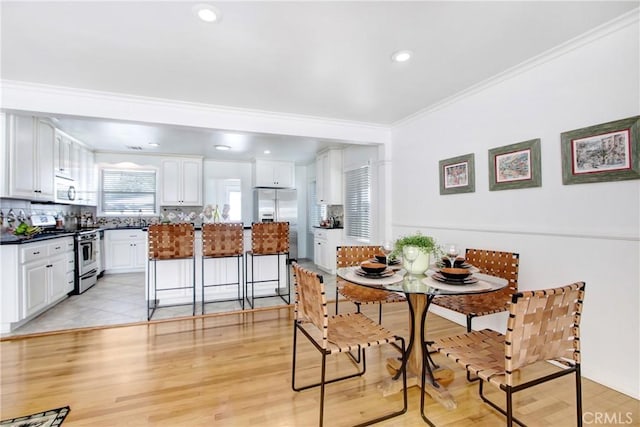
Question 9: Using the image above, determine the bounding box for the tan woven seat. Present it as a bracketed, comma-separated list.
[147, 223, 196, 320]
[336, 245, 406, 324]
[432, 248, 519, 332]
[291, 262, 407, 427]
[201, 223, 244, 313]
[428, 282, 585, 427]
[245, 222, 290, 308]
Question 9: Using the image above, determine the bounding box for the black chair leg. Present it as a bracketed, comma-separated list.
[576, 365, 583, 427]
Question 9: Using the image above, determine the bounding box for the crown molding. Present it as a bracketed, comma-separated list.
[393, 8, 640, 128]
[0, 79, 391, 145]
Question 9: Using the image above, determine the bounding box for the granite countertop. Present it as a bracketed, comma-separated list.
[312, 226, 344, 230]
[0, 232, 76, 245]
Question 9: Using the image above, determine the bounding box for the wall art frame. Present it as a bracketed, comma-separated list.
[439, 153, 475, 195]
[561, 115, 640, 185]
[489, 138, 541, 191]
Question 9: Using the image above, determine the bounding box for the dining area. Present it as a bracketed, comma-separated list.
[291, 239, 588, 426]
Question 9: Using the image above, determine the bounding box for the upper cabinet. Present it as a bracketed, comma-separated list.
[160, 157, 203, 206]
[54, 130, 72, 178]
[316, 149, 343, 205]
[253, 160, 295, 188]
[77, 146, 96, 206]
[6, 115, 55, 202]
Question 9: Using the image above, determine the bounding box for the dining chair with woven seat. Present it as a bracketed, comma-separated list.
[291, 262, 408, 427]
[427, 282, 585, 427]
[335, 245, 406, 324]
[432, 248, 520, 333]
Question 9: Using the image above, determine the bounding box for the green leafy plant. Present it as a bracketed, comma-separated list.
[392, 232, 439, 258]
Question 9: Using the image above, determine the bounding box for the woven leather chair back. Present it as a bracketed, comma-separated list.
[505, 282, 585, 385]
[148, 223, 194, 260]
[336, 245, 382, 268]
[251, 222, 289, 254]
[202, 223, 244, 257]
[465, 248, 519, 293]
[293, 263, 328, 348]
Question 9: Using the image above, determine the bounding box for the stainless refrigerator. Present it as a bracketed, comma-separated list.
[253, 188, 298, 260]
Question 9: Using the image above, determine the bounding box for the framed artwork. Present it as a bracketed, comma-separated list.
[489, 138, 541, 191]
[439, 153, 475, 195]
[561, 116, 640, 185]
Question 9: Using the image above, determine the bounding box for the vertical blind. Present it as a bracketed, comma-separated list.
[345, 165, 371, 241]
[101, 169, 156, 214]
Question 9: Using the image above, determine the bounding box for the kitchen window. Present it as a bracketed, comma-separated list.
[345, 164, 370, 241]
[101, 169, 157, 215]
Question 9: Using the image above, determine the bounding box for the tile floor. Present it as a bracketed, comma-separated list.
[4, 259, 336, 337]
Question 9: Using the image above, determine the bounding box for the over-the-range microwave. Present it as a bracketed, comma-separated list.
[55, 176, 77, 203]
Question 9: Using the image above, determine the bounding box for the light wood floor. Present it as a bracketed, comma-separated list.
[1, 302, 638, 426]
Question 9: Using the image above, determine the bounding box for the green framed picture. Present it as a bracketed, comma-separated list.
[489, 139, 541, 191]
[561, 116, 640, 185]
[439, 153, 475, 195]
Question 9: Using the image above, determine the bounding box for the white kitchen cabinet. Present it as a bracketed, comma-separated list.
[253, 160, 295, 188]
[7, 116, 55, 201]
[54, 131, 72, 178]
[316, 149, 343, 205]
[77, 146, 96, 206]
[160, 157, 203, 205]
[0, 236, 74, 332]
[105, 229, 147, 273]
[313, 227, 342, 274]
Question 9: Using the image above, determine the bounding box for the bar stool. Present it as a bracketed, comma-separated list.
[147, 223, 195, 320]
[245, 222, 290, 308]
[201, 223, 244, 314]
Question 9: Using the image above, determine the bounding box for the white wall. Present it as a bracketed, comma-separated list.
[203, 159, 252, 225]
[391, 16, 639, 398]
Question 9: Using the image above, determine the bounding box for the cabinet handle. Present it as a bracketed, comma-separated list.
[46, 264, 53, 268]
[54, 246, 61, 250]
[33, 251, 40, 255]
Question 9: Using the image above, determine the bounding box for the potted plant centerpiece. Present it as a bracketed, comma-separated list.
[392, 233, 438, 275]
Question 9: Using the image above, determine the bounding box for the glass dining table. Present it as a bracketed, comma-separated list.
[336, 266, 508, 413]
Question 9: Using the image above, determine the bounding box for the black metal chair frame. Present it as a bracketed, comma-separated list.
[201, 253, 244, 314]
[244, 251, 290, 308]
[147, 254, 196, 321]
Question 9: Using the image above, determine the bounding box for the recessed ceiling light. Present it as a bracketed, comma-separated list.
[193, 4, 221, 23]
[148, 142, 159, 147]
[264, 150, 271, 154]
[215, 144, 231, 151]
[391, 50, 413, 63]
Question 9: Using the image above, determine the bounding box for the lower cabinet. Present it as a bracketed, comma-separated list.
[0, 236, 74, 333]
[313, 228, 342, 274]
[105, 229, 146, 273]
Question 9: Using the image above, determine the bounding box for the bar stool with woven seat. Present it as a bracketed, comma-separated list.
[201, 223, 244, 314]
[245, 222, 290, 308]
[147, 223, 196, 320]
[335, 245, 406, 324]
[291, 262, 408, 427]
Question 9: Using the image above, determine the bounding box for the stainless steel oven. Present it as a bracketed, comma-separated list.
[75, 230, 98, 294]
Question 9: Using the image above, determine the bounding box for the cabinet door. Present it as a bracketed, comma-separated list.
[23, 262, 48, 317]
[54, 132, 72, 177]
[160, 159, 181, 205]
[314, 238, 324, 267]
[132, 240, 147, 269]
[9, 115, 37, 199]
[36, 120, 55, 201]
[274, 161, 294, 188]
[107, 240, 134, 270]
[316, 153, 327, 203]
[49, 255, 69, 301]
[181, 159, 202, 205]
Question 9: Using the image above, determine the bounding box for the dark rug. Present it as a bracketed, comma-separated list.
[0, 406, 69, 427]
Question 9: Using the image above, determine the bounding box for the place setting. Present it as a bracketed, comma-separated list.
[423, 244, 491, 292]
[343, 260, 405, 286]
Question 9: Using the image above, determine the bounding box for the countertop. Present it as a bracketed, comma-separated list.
[312, 226, 344, 230]
[0, 232, 76, 245]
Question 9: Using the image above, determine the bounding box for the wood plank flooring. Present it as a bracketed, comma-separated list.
[1, 303, 638, 426]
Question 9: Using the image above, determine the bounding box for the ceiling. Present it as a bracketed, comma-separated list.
[1, 1, 638, 162]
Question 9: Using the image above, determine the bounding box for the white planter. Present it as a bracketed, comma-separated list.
[403, 250, 431, 275]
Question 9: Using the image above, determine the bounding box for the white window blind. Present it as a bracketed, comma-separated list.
[101, 169, 157, 214]
[345, 165, 370, 241]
